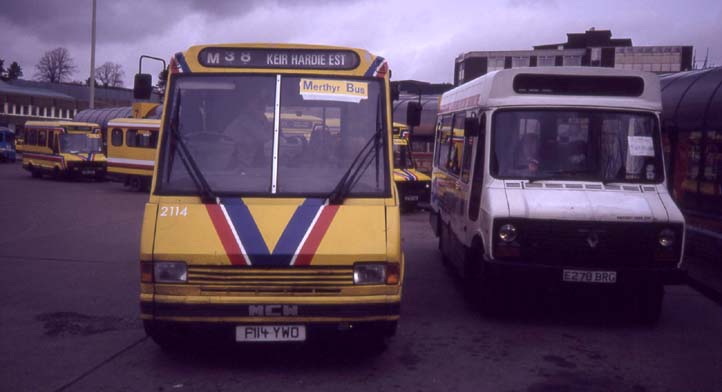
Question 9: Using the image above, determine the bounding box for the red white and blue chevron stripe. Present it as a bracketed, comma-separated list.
[395, 169, 418, 181]
[205, 198, 339, 266]
[69, 152, 95, 161]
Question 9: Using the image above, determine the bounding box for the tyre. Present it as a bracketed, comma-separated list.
[141, 177, 151, 192]
[30, 165, 42, 178]
[636, 284, 664, 325]
[438, 224, 451, 266]
[143, 320, 184, 351]
[357, 321, 396, 354]
[477, 275, 505, 316]
[129, 176, 142, 191]
[462, 243, 484, 303]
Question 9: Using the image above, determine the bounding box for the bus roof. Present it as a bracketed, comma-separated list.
[107, 118, 161, 129]
[173, 43, 389, 78]
[439, 67, 662, 114]
[25, 120, 100, 129]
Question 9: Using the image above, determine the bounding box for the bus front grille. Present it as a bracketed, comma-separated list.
[187, 265, 354, 295]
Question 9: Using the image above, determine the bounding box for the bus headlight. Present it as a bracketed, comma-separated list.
[498, 224, 518, 242]
[154, 261, 187, 283]
[658, 229, 676, 248]
[353, 263, 399, 285]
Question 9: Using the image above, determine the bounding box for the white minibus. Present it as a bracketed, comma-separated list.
[430, 67, 685, 323]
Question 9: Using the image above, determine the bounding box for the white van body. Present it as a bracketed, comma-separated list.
[430, 67, 685, 322]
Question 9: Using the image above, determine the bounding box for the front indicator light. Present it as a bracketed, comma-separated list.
[353, 263, 386, 285]
[140, 262, 153, 283]
[386, 263, 400, 285]
[154, 261, 187, 283]
[658, 229, 676, 247]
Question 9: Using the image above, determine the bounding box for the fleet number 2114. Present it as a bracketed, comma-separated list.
[160, 206, 188, 217]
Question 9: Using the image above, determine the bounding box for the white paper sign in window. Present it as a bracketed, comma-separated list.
[299, 79, 368, 103]
[628, 136, 655, 157]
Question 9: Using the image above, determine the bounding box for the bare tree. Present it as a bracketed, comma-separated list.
[95, 61, 124, 87]
[34, 47, 77, 83]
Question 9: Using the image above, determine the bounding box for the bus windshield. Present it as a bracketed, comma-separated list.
[492, 110, 663, 183]
[59, 133, 102, 154]
[158, 75, 389, 197]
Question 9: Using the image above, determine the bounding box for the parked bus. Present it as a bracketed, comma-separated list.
[106, 118, 160, 191]
[430, 67, 685, 323]
[19, 121, 106, 179]
[138, 43, 403, 348]
[392, 122, 430, 210]
[0, 127, 16, 163]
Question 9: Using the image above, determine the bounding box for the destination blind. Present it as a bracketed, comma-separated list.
[198, 48, 360, 70]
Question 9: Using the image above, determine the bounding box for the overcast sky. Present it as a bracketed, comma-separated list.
[1, 0, 721, 86]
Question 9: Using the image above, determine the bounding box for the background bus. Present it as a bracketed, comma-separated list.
[18, 121, 106, 179]
[392, 122, 430, 210]
[660, 67, 722, 264]
[0, 127, 16, 163]
[106, 118, 160, 191]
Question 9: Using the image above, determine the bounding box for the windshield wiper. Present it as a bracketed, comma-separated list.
[167, 91, 217, 203]
[327, 95, 384, 205]
[327, 127, 383, 205]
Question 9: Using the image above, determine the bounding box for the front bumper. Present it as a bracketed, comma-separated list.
[141, 300, 401, 323]
[66, 162, 106, 177]
[396, 181, 431, 205]
[140, 288, 402, 323]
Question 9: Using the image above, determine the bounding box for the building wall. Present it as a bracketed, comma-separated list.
[454, 30, 693, 85]
[0, 94, 79, 132]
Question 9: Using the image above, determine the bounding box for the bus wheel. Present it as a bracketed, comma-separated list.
[478, 275, 505, 317]
[30, 165, 41, 178]
[636, 284, 664, 325]
[462, 242, 484, 303]
[129, 176, 142, 192]
[357, 321, 395, 354]
[438, 224, 450, 266]
[143, 320, 183, 351]
[52, 167, 60, 179]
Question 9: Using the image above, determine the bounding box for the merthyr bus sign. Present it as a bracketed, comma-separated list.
[198, 48, 360, 70]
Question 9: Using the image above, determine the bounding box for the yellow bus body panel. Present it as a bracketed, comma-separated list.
[106, 118, 159, 177]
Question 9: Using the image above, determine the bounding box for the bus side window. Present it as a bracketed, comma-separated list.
[435, 115, 453, 169]
[27, 129, 36, 145]
[127, 130, 137, 147]
[38, 130, 47, 147]
[468, 114, 486, 222]
[447, 113, 465, 176]
[111, 128, 123, 146]
[149, 131, 159, 149]
[48, 132, 56, 152]
[461, 115, 475, 182]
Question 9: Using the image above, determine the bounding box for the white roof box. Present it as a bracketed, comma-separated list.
[440, 67, 662, 113]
